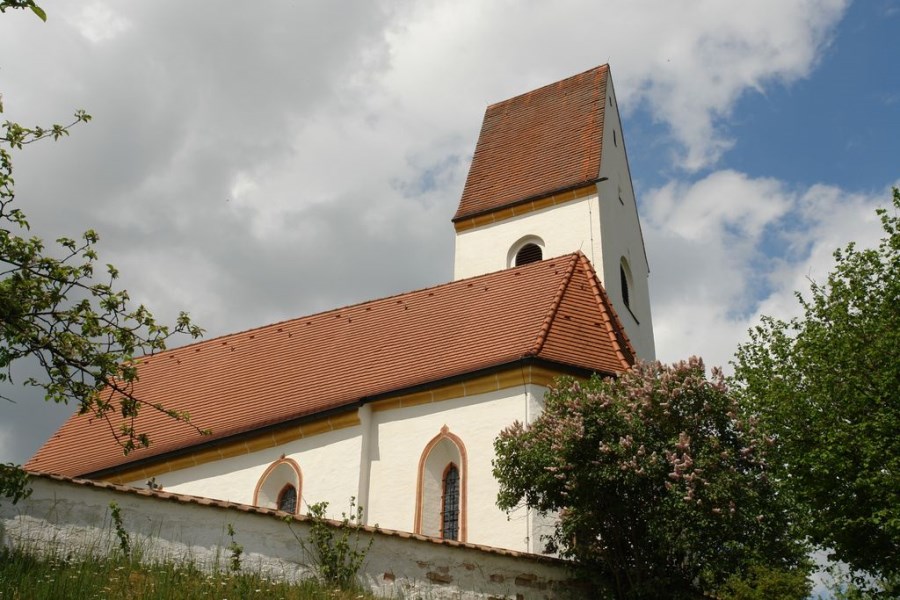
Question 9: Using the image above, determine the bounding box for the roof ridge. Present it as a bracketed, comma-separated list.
[575, 253, 636, 370]
[138, 259, 577, 365]
[485, 64, 609, 110]
[527, 253, 580, 357]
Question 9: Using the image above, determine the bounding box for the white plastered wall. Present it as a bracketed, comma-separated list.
[594, 75, 655, 360]
[126, 426, 363, 519]
[124, 382, 552, 553]
[365, 383, 548, 553]
[454, 195, 604, 281]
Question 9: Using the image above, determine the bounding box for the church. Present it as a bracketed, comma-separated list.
[27, 64, 654, 554]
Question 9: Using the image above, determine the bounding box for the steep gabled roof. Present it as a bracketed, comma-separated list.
[27, 253, 633, 478]
[454, 65, 608, 222]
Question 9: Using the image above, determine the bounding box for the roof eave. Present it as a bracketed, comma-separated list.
[452, 177, 607, 223]
[79, 356, 614, 481]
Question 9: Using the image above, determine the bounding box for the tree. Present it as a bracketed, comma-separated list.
[733, 188, 900, 584]
[493, 358, 809, 599]
[1, 3, 203, 503]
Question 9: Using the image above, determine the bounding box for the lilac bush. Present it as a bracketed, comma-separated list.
[493, 358, 808, 599]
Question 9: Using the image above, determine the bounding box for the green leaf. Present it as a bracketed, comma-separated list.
[29, 4, 46, 21]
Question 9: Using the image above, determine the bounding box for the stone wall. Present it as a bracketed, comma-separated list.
[1, 473, 583, 599]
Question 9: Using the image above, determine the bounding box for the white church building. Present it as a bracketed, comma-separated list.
[28, 64, 654, 554]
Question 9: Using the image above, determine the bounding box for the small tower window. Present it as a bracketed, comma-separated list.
[277, 484, 297, 514]
[620, 265, 630, 309]
[441, 464, 460, 540]
[613, 129, 618, 147]
[515, 243, 542, 266]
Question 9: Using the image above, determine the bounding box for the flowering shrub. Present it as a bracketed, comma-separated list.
[493, 358, 808, 599]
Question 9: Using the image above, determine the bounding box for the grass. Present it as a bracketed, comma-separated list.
[0, 545, 373, 600]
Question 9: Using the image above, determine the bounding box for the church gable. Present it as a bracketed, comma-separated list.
[537, 254, 635, 373]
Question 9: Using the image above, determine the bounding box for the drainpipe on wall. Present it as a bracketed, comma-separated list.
[356, 403, 373, 525]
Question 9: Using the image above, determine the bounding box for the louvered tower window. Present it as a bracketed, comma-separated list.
[515, 243, 542, 266]
[441, 464, 460, 540]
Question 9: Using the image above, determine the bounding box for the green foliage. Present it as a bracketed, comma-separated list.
[1, 5, 205, 508]
[733, 188, 900, 585]
[825, 567, 900, 600]
[0, 0, 46, 22]
[108, 501, 131, 558]
[717, 564, 811, 600]
[226, 522, 243, 572]
[493, 358, 809, 599]
[0, 544, 373, 599]
[0, 462, 30, 504]
[1, 113, 205, 453]
[287, 497, 374, 590]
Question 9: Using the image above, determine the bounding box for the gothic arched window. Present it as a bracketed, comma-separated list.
[415, 426, 467, 541]
[253, 457, 302, 515]
[441, 464, 460, 540]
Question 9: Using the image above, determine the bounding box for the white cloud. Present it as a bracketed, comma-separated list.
[72, 2, 131, 44]
[381, 0, 849, 170]
[644, 174, 894, 371]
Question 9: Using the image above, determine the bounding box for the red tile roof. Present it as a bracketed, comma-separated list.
[27, 253, 633, 478]
[454, 65, 608, 222]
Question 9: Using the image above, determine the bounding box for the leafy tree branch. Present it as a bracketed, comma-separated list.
[734, 188, 900, 588]
[1, 4, 206, 463]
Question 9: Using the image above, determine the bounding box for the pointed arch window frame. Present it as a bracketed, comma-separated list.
[253, 457, 303, 515]
[414, 426, 468, 542]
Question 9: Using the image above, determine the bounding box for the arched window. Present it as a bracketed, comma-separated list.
[254, 457, 302, 515]
[515, 243, 543, 266]
[277, 484, 298, 514]
[508, 236, 545, 269]
[620, 264, 630, 308]
[441, 464, 460, 540]
[415, 426, 467, 541]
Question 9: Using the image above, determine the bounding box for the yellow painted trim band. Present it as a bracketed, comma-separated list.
[108, 412, 361, 485]
[454, 184, 596, 232]
[106, 365, 577, 485]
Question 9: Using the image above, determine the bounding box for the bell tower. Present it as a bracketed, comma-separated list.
[453, 65, 655, 361]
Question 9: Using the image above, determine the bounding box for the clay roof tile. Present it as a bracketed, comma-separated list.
[454, 65, 608, 221]
[27, 254, 632, 478]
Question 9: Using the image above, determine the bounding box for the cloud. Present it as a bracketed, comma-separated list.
[644, 173, 894, 370]
[381, 0, 849, 170]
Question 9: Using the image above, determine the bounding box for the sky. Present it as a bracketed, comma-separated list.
[0, 0, 897, 475]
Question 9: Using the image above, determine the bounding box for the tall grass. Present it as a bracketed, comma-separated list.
[0, 545, 372, 599]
